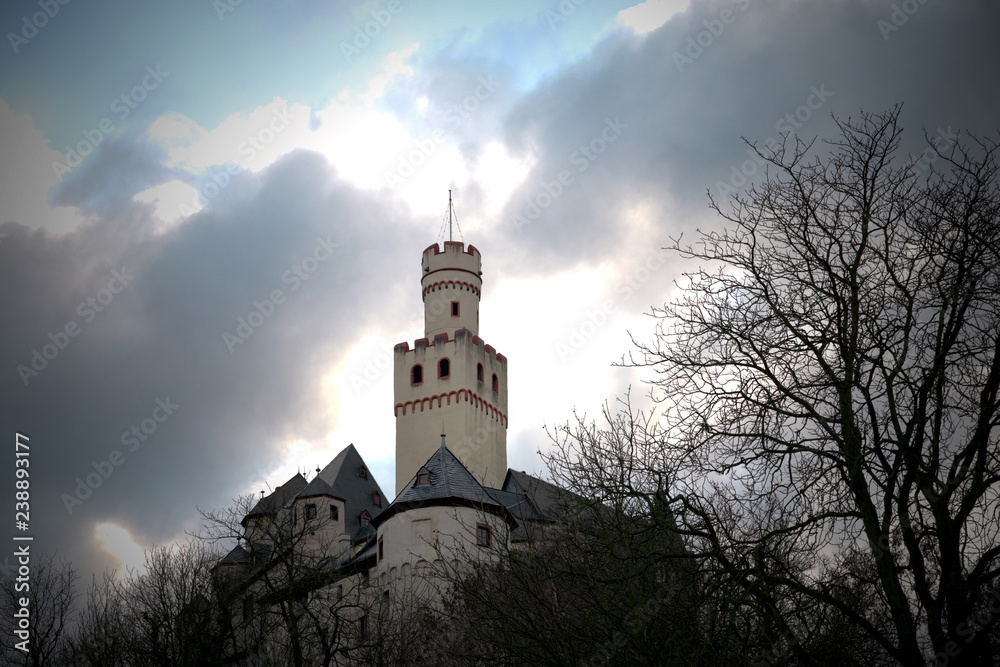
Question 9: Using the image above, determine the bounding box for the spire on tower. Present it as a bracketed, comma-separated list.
[437, 190, 463, 243]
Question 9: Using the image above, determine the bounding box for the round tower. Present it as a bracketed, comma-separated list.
[421, 242, 482, 338]
[394, 242, 508, 496]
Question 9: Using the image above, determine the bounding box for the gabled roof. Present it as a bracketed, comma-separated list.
[316, 443, 386, 540]
[373, 441, 514, 528]
[216, 544, 251, 566]
[502, 469, 577, 524]
[297, 474, 342, 501]
[242, 473, 308, 525]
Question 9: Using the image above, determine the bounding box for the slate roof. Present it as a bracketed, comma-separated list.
[498, 469, 608, 542]
[316, 443, 386, 541]
[242, 473, 308, 525]
[297, 474, 342, 500]
[240, 444, 383, 543]
[217, 544, 251, 566]
[373, 441, 514, 528]
[502, 469, 578, 523]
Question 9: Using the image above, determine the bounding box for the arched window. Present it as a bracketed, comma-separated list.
[411, 364, 423, 385]
[492, 373, 499, 393]
[438, 358, 450, 379]
[477, 363, 484, 383]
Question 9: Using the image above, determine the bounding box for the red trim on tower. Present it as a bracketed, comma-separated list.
[393, 388, 508, 425]
[423, 267, 482, 281]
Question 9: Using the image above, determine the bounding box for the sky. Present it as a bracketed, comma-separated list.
[1, 0, 997, 581]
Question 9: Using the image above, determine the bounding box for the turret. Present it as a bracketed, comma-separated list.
[421, 242, 482, 338]
[394, 240, 507, 495]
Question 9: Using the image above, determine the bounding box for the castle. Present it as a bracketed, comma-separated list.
[213, 238, 568, 662]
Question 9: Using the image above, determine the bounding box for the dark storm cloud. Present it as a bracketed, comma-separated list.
[487, 0, 1000, 275]
[0, 150, 423, 575]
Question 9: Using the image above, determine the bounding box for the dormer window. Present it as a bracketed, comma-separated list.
[359, 466, 367, 479]
[411, 364, 423, 385]
[438, 358, 450, 379]
[360, 511, 372, 527]
[416, 469, 430, 486]
[372, 492, 381, 507]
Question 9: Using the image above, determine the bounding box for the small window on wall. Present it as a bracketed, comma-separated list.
[305, 504, 317, 521]
[411, 364, 423, 385]
[438, 358, 450, 378]
[330, 505, 339, 521]
[477, 363, 484, 383]
[378, 537, 384, 562]
[492, 374, 499, 393]
[451, 301, 460, 317]
[477, 524, 492, 548]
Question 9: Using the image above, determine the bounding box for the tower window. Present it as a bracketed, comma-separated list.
[330, 505, 339, 521]
[477, 363, 484, 383]
[492, 373, 499, 393]
[451, 301, 460, 317]
[411, 364, 423, 385]
[378, 537, 384, 562]
[438, 358, 450, 379]
[416, 469, 430, 486]
[305, 503, 317, 521]
[477, 524, 492, 548]
[373, 492, 381, 507]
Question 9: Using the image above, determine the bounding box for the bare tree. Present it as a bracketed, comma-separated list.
[117, 542, 225, 667]
[200, 493, 371, 667]
[584, 106, 1000, 665]
[67, 572, 134, 667]
[0, 554, 76, 666]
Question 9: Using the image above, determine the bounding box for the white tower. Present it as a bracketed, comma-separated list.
[393, 241, 508, 495]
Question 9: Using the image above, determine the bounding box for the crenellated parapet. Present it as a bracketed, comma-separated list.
[394, 329, 506, 364]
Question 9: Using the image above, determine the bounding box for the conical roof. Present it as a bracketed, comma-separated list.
[373, 441, 514, 527]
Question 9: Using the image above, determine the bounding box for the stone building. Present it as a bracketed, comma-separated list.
[213, 239, 569, 664]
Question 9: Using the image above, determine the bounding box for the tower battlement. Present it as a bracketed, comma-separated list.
[422, 242, 481, 276]
[394, 329, 506, 364]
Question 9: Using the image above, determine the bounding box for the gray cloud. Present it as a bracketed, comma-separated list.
[485, 0, 1000, 276]
[1, 149, 424, 577]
